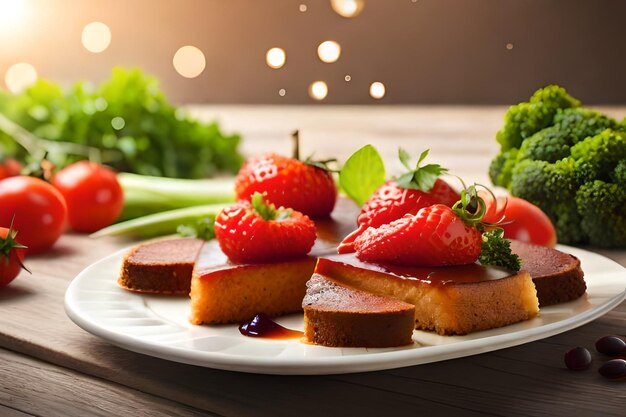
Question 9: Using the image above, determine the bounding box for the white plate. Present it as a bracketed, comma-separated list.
[65, 245, 626, 375]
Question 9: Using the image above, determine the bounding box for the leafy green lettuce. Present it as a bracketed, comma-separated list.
[0, 67, 243, 178]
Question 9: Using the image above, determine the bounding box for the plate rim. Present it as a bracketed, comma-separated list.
[64, 244, 626, 375]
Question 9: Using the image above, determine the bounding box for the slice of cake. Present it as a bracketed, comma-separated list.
[313, 254, 540, 336]
[510, 240, 586, 306]
[118, 238, 204, 294]
[189, 240, 320, 324]
[188, 207, 358, 325]
[303, 274, 415, 347]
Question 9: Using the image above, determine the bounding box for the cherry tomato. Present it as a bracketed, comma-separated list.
[0, 176, 67, 254]
[52, 161, 124, 232]
[482, 193, 557, 247]
[0, 226, 27, 287]
[0, 159, 22, 180]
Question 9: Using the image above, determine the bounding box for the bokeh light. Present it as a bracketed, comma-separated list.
[0, 0, 28, 33]
[111, 116, 125, 130]
[369, 81, 386, 99]
[308, 81, 328, 100]
[299, 4, 307, 12]
[279, 88, 286, 97]
[344, 74, 352, 82]
[266, 47, 286, 69]
[5, 62, 38, 94]
[317, 41, 341, 63]
[330, 0, 364, 18]
[506, 43, 514, 50]
[81, 22, 112, 53]
[173, 45, 206, 78]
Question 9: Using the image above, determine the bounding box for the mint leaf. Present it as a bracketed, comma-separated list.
[339, 145, 386, 207]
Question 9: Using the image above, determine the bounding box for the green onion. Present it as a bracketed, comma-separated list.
[118, 173, 235, 221]
[91, 203, 228, 239]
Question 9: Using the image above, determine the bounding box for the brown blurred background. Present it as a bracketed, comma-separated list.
[1, 0, 625, 104]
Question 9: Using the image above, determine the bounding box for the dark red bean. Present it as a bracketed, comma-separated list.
[564, 347, 592, 370]
[598, 359, 626, 380]
[595, 335, 626, 356]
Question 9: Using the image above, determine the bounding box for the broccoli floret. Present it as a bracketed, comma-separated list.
[489, 148, 518, 188]
[612, 160, 626, 186]
[516, 108, 618, 164]
[575, 181, 626, 247]
[489, 85, 626, 247]
[511, 158, 578, 205]
[510, 158, 586, 245]
[570, 129, 626, 183]
[509, 130, 626, 246]
[552, 202, 586, 245]
[517, 126, 572, 163]
[495, 85, 580, 151]
[553, 108, 619, 143]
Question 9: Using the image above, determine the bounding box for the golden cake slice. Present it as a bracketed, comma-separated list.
[189, 199, 360, 325]
[189, 240, 320, 324]
[312, 254, 540, 336]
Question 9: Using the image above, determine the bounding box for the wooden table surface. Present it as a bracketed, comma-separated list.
[1, 106, 625, 417]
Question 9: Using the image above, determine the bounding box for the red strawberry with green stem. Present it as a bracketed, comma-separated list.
[354, 185, 521, 270]
[338, 149, 460, 253]
[214, 192, 317, 263]
[234, 131, 337, 218]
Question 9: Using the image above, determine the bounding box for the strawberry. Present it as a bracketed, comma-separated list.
[234, 133, 337, 218]
[354, 204, 482, 266]
[353, 186, 522, 270]
[214, 192, 317, 263]
[338, 149, 459, 253]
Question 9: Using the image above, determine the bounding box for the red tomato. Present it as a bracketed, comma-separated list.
[0, 159, 22, 180]
[52, 161, 124, 232]
[0, 226, 27, 287]
[482, 193, 557, 247]
[0, 176, 67, 254]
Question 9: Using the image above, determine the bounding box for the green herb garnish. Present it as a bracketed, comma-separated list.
[177, 217, 216, 241]
[339, 144, 386, 206]
[479, 228, 521, 271]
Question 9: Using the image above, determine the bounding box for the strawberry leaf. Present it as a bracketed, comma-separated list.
[303, 156, 338, 172]
[393, 148, 448, 191]
[250, 192, 292, 221]
[411, 163, 442, 191]
[394, 172, 415, 189]
[398, 148, 412, 171]
[416, 149, 430, 166]
[339, 145, 386, 207]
